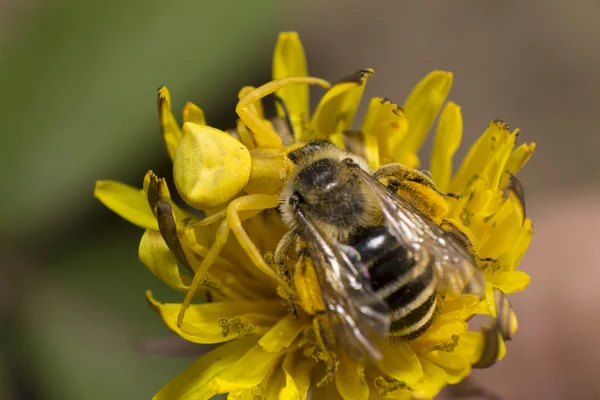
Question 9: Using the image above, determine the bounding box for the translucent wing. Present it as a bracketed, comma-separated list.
[352, 165, 485, 299]
[295, 205, 391, 361]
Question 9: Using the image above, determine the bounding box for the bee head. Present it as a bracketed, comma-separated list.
[280, 144, 378, 239]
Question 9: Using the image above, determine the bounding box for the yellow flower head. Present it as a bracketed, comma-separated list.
[94, 32, 534, 400]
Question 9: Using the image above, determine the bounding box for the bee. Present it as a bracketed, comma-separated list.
[273, 140, 486, 361]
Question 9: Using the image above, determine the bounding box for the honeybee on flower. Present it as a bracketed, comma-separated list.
[95, 32, 534, 399]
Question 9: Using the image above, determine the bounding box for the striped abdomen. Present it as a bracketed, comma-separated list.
[349, 226, 437, 339]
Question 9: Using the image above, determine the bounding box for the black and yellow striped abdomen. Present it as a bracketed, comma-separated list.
[349, 226, 437, 340]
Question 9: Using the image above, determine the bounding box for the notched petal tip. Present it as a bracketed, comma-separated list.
[173, 123, 251, 210]
[335, 68, 375, 85]
[158, 86, 183, 160]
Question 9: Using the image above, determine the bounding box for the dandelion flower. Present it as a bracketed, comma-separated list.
[94, 32, 534, 400]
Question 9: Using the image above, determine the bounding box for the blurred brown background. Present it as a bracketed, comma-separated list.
[1, 0, 599, 399]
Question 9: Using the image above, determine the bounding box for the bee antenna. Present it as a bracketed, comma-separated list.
[273, 94, 295, 139]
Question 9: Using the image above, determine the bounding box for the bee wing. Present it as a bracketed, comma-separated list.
[295, 206, 391, 361]
[354, 167, 485, 299]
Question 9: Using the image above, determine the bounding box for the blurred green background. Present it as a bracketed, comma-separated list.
[2, 1, 600, 399]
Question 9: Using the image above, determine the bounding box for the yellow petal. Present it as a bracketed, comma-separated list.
[376, 340, 423, 386]
[395, 71, 453, 168]
[485, 270, 530, 294]
[478, 197, 523, 258]
[505, 142, 536, 176]
[411, 358, 448, 399]
[94, 180, 158, 230]
[173, 123, 251, 209]
[227, 389, 255, 400]
[153, 335, 257, 400]
[311, 69, 374, 142]
[261, 365, 286, 400]
[273, 32, 309, 140]
[361, 97, 408, 167]
[336, 349, 369, 400]
[498, 217, 534, 271]
[280, 351, 315, 400]
[183, 101, 206, 125]
[430, 102, 462, 192]
[158, 86, 183, 160]
[147, 291, 282, 344]
[208, 343, 283, 393]
[467, 328, 507, 368]
[456, 330, 506, 365]
[450, 120, 510, 194]
[413, 319, 467, 348]
[439, 294, 480, 321]
[421, 351, 470, 384]
[139, 229, 191, 292]
[227, 390, 254, 400]
[311, 378, 344, 400]
[486, 129, 518, 191]
[258, 314, 307, 353]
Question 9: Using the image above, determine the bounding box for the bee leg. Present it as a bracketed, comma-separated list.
[236, 77, 330, 148]
[313, 313, 337, 380]
[274, 229, 300, 318]
[374, 163, 457, 198]
[226, 194, 294, 294]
